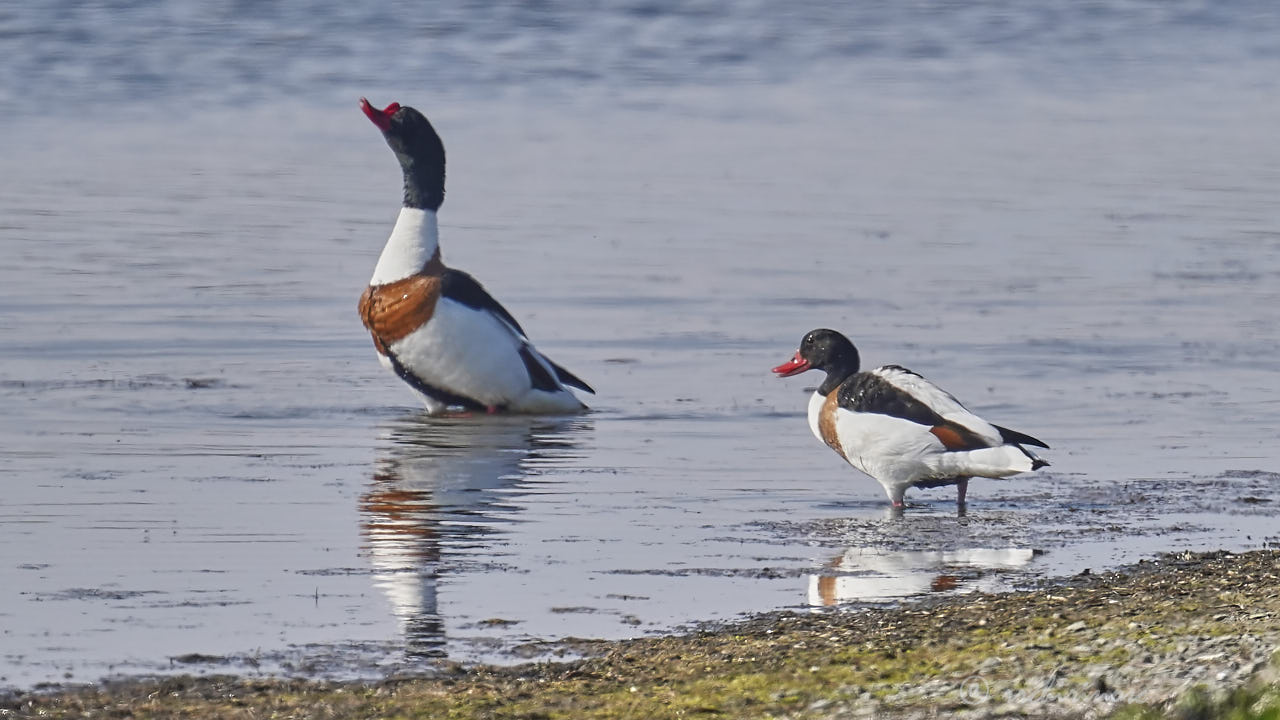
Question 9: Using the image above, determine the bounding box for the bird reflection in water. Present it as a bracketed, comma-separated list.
[359, 414, 587, 659]
[808, 547, 1037, 607]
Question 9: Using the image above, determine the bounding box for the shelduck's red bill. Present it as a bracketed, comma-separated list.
[360, 97, 400, 131]
[772, 352, 811, 377]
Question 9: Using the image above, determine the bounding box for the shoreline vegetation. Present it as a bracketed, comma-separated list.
[4, 550, 1278, 719]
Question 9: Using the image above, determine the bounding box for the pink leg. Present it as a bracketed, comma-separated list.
[888, 486, 907, 511]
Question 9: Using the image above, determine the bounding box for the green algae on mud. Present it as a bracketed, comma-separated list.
[5, 550, 1279, 719]
[1114, 684, 1280, 720]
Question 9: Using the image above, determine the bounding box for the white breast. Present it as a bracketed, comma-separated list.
[806, 391, 826, 443]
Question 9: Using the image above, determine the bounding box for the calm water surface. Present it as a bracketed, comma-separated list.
[2, 0, 1280, 690]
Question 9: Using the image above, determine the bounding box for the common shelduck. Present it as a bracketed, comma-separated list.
[356, 98, 593, 414]
[772, 329, 1049, 507]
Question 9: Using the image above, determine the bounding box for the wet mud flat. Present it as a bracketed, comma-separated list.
[6, 550, 1278, 720]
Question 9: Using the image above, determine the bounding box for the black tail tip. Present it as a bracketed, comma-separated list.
[1032, 458, 1050, 470]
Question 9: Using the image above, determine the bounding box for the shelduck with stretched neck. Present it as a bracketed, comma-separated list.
[356, 98, 593, 414]
[772, 329, 1048, 508]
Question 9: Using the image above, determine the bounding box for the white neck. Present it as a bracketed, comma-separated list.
[370, 208, 440, 285]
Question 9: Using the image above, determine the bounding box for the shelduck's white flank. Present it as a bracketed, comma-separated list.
[385, 299, 584, 415]
[370, 208, 440, 285]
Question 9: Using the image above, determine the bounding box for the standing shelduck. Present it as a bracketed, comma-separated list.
[772, 329, 1048, 507]
[356, 98, 593, 414]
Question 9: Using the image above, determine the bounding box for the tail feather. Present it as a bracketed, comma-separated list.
[1015, 443, 1049, 470]
[929, 444, 1044, 479]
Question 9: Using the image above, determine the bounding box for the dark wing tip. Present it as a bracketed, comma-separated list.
[1032, 458, 1050, 470]
[551, 361, 595, 394]
[521, 346, 594, 395]
[993, 424, 1050, 449]
[518, 346, 561, 393]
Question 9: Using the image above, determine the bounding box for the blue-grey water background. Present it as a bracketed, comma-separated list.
[3, 0, 1280, 689]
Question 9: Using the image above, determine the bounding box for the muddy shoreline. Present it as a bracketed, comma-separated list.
[5, 549, 1278, 719]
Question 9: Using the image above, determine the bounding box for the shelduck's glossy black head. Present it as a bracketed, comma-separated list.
[360, 97, 446, 211]
[772, 329, 861, 395]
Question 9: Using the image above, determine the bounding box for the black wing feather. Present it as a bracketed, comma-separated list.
[518, 346, 561, 393]
[440, 269, 526, 336]
[836, 373, 946, 426]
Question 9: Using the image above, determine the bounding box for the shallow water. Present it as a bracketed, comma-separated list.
[3, 0, 1280, 691]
